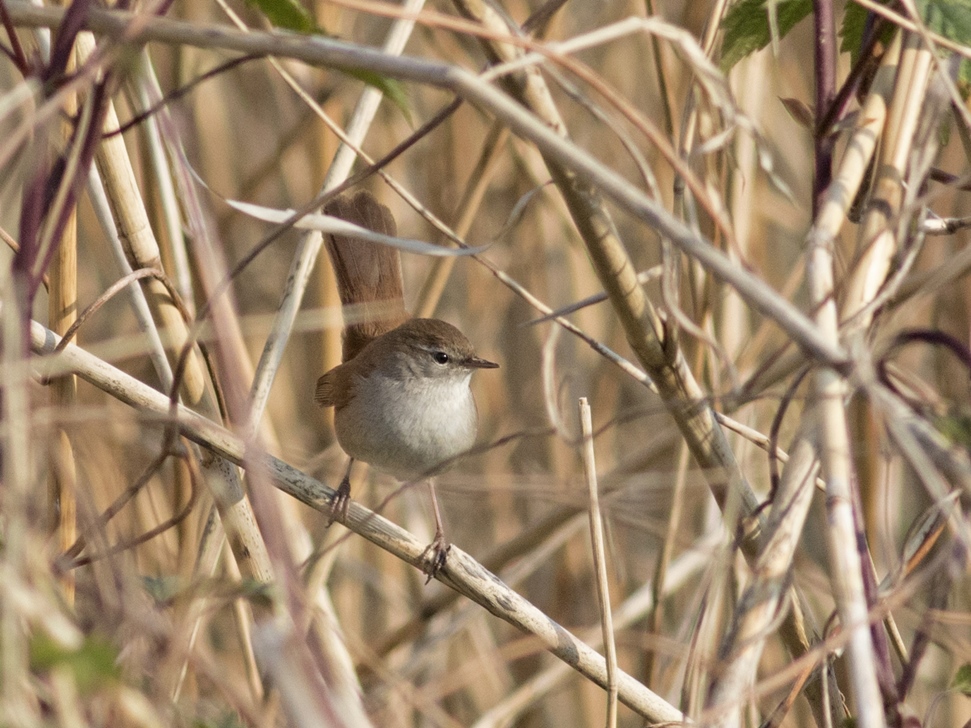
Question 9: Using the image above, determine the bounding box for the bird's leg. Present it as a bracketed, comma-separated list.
[419, 477, 451, 581]
[328, 458, 354, 526]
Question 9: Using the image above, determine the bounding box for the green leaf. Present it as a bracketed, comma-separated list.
[935, 411, 971, 446]
[244, 0, 318, 34]
[840, 0, 971, 59]
[347, 69, 412, 124]
[841, 1, 971, 98]
[839, 2, 873, 62]
[951, 663, 971, 696]
[837, 5, 899, 64]
[920, 0, 971, 43]
[720, 0, 813, 71]
[921, 0, 971, 98]
[30, 633, 120, 693]
[959, 60, 971, 97]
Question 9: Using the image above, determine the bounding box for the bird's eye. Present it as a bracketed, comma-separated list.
[432, 351, 449, 365]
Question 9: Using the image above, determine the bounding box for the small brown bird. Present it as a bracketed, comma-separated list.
[315, 191, 497, 576]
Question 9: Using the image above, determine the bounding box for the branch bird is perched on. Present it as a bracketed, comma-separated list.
[315, 191, 498, 577]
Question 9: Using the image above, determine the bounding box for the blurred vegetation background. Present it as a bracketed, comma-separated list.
[0, 0, 969, 726]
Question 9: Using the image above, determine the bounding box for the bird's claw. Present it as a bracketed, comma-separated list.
[419, 534, 451, 583]
[327, 477, 351, 527]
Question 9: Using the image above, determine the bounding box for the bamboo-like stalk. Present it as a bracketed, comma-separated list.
[841, 38, 942, 703]
[717, 36, 903, 726]
[250, 622, 347, 728]
[90, 80, 209, 404]
[86, 168, 175, 388]
[126, 55, 202, 572]
[723, 50, 768, 362]
[48, 28, 79, 606]
[28, 315, 684, 726]
[797, 30, 947, 725]
[794, 44, 901, 720]
[704, 429, 820, 728]
[130, 52, 196, 316]
[842, 33, 929, 327]
[806, 130, 887, 728]
[578, 399, 617, 728]
[1, 283, 37, 724]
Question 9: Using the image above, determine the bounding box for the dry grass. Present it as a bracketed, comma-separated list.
[1, 0, 970, 726]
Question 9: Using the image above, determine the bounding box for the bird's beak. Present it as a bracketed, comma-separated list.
[466, 356, 499, 369]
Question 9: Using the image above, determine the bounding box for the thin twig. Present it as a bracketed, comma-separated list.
[578, 399, 617, 728]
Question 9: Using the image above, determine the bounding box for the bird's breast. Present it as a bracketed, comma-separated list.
[333, 371, 478, 479]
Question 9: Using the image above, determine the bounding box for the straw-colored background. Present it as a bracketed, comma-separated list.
[0, 0, 969, 726]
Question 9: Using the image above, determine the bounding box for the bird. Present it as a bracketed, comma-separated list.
[315, 190, 497, 576]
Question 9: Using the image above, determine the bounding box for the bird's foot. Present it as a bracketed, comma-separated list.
[327, 476, 351, 527]
[419, 531, 451, 583]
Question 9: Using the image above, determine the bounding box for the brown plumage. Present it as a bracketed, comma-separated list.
[315, 318, 495, 412]
[323, 190, 408, 361]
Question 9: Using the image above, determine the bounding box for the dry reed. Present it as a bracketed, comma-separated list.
[1, 1, 969, 726]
